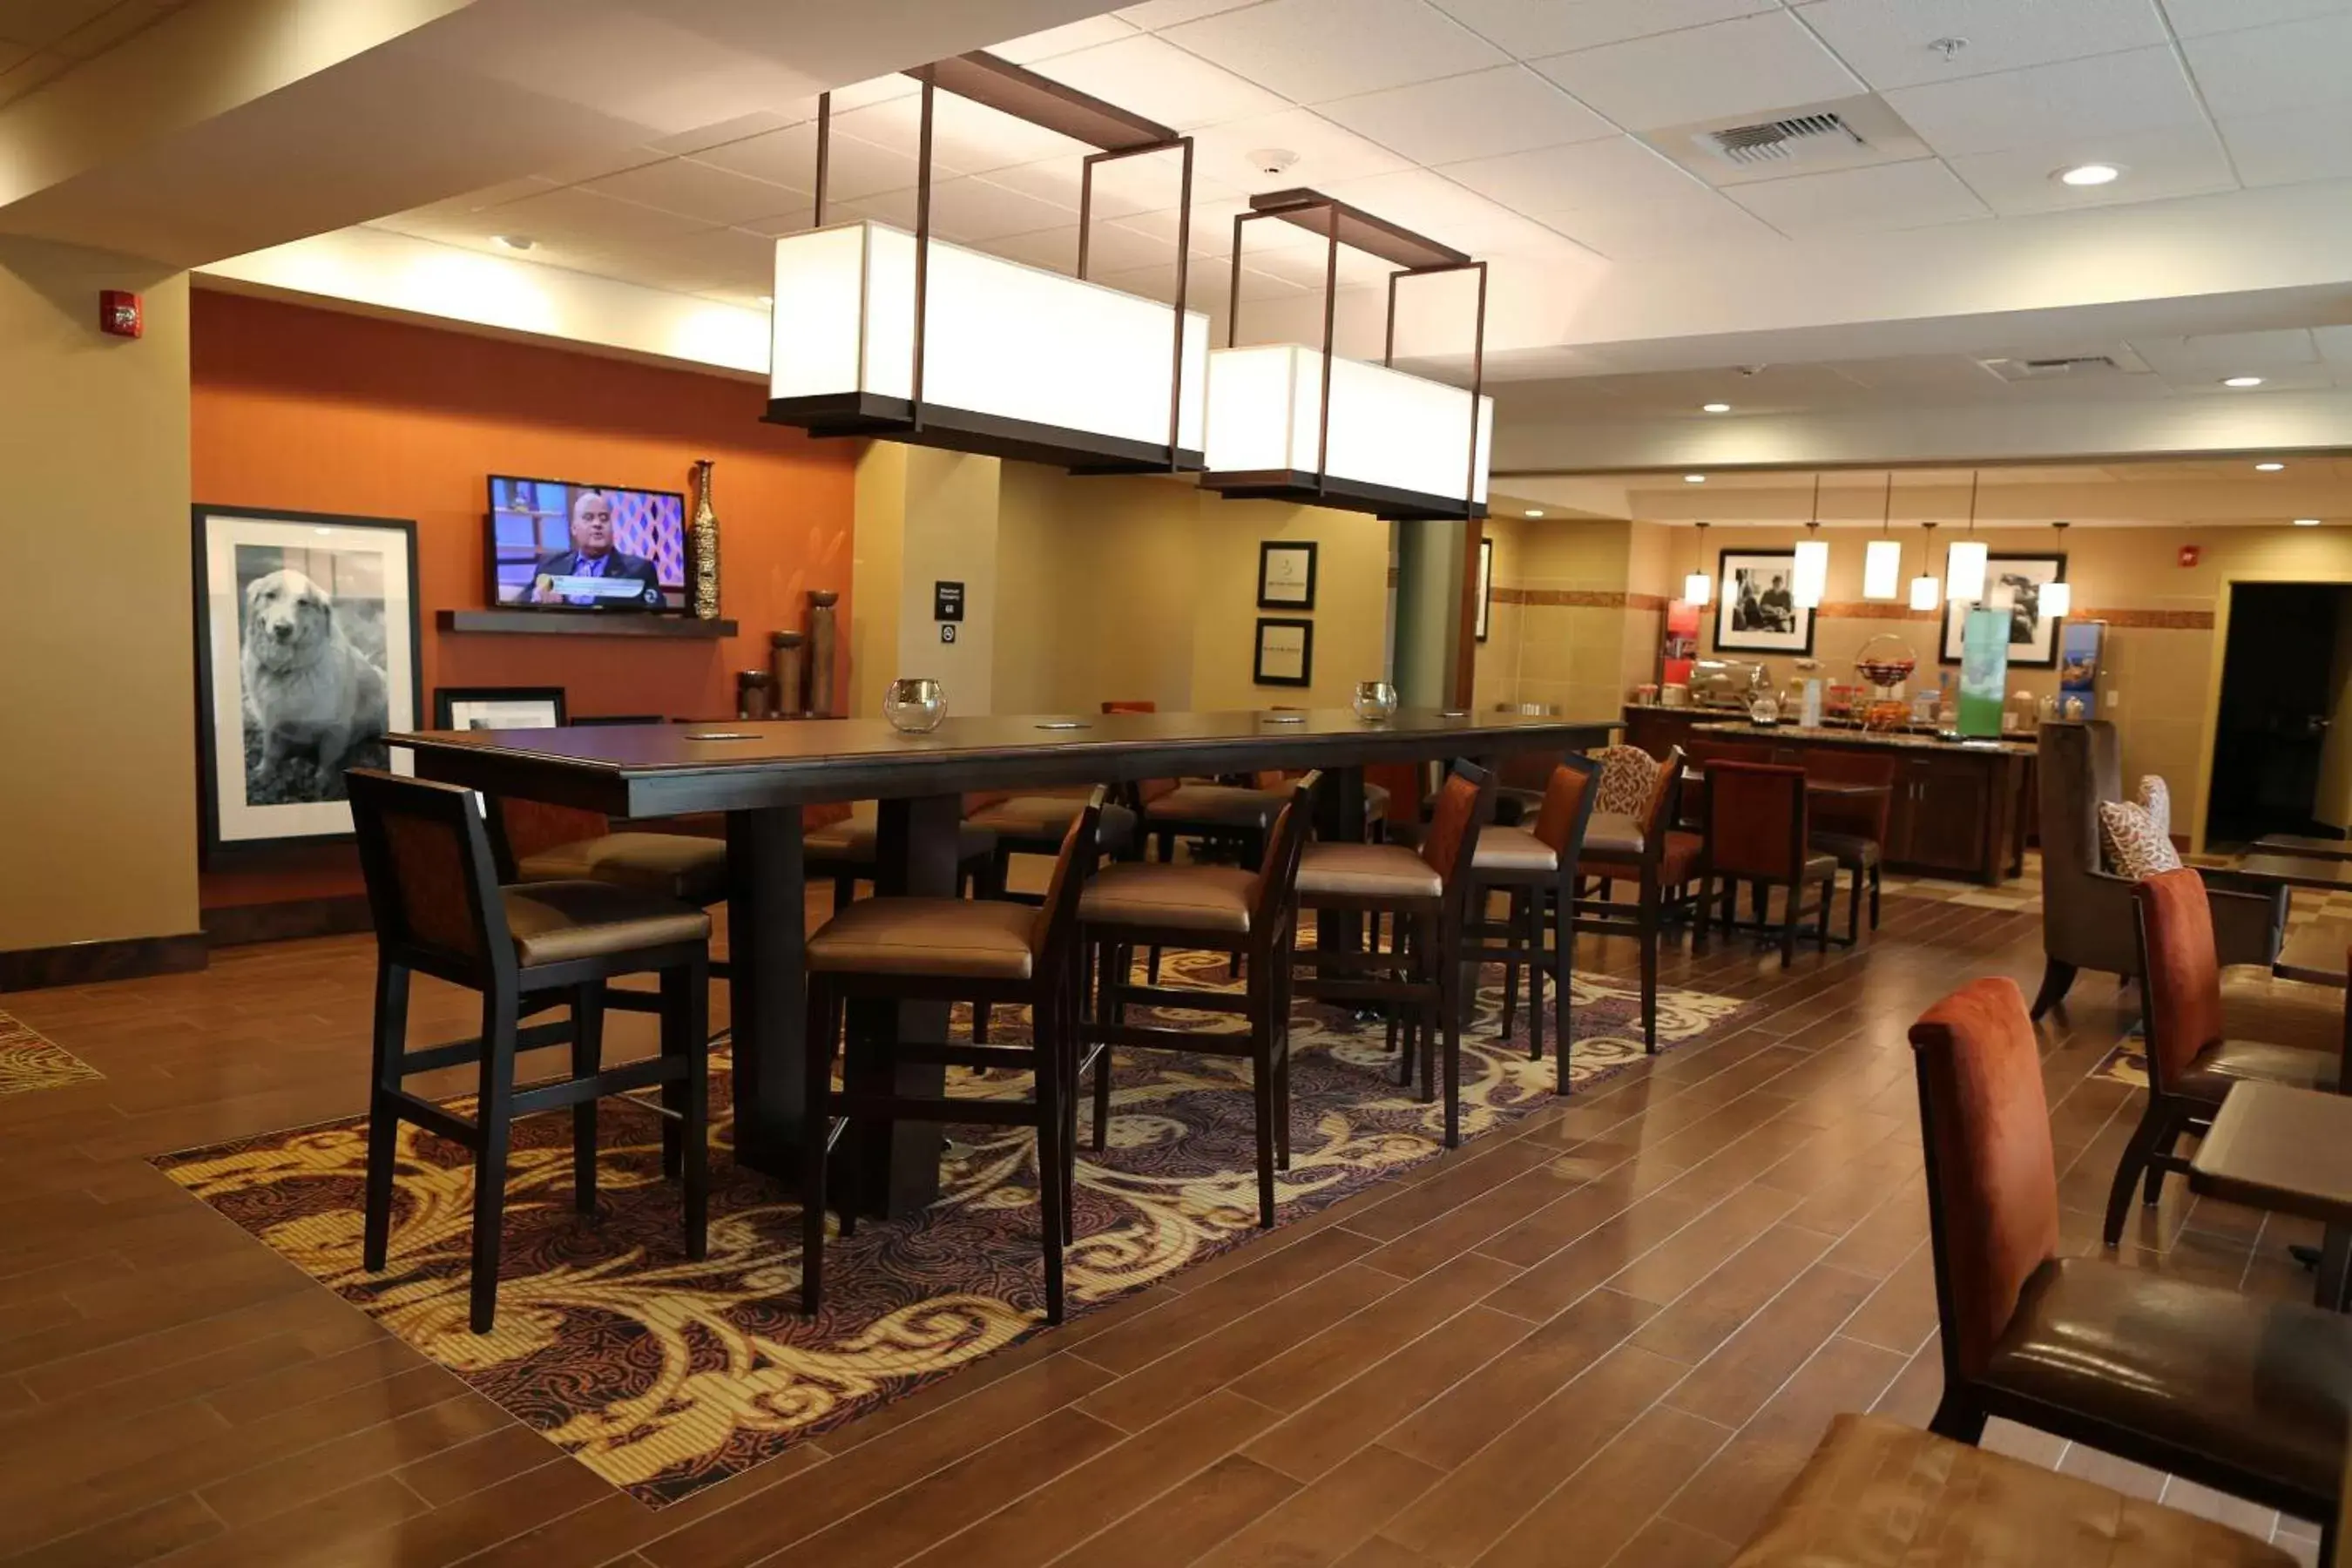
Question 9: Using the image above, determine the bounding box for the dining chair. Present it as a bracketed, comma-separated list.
[348, 769, 712, 1334]
[1077, 774, 1318, 1227]
[801, 789, 1104, 1324]
[1801, 748, 1896, 941]
[1909, 975, 2352, 1550]
[1574, 746, 1696, 1049]
[2104, 866, 2342, 1246]
[1294, 760, 1495, 1147]
[1467, 757, 1601, 1094]
[1698, 760, 1835, 967]
[804, 802, 1004, 912]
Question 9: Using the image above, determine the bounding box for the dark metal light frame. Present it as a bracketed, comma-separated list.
[1201, 188, 1489, 523]
[763, 52, 1201, 476]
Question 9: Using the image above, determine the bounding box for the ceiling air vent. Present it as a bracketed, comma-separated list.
[1701, 112, 1866, 167]
[1981, 355, 2132, 382]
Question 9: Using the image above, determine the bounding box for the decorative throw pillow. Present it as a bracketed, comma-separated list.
[2099, 798, 2182, 879]
[2136, 775, 2171, 842]
[1592, 745, 1660, 820]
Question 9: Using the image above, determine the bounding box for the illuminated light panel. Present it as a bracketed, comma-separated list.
[2042, 580, 2072, 616]
[1946, 538, 1988, 602]
[1862, 538, 1902, 600]
[1685, 570, 1712, 606]
[1909, 572, 1941, 612]
[1792, 537, 1828, 610]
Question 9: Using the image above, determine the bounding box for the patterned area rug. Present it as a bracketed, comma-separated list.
[154, 953, 1743, 1510]
[0, 1010, 102, 1096]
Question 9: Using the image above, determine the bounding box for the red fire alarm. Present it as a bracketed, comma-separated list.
[2178, 544, 2201, 568]
[98, 290, 141, 339]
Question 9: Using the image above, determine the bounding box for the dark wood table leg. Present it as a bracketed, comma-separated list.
[725, 804, 806, 1182]
[847, 793, 960, 1217]
[1315, 766, 1368, 955]
[2318, 1223, 2351, 1312]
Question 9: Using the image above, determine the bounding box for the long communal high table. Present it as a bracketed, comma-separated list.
[391, 707, 1615, 1215]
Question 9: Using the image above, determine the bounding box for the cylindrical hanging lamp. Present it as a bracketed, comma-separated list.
[1863, 471, 1901, 600]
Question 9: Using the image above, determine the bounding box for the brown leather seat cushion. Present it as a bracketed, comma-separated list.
[1730, 1412, 2295, 1567]
[503, 881, 711, 968]
[806, 898, 1037, 980]
[1811, 830, 1882, 867]
[1981, 1257, 2352, 1507]
[1582, 810, 1644, 860]
[1297, 842, 1442, 901]
[1079, 862, 1256, 934]
[1146, 784, 1285, 831]
[517, 831, 727, 906]
[1471, 825, 1557, 875]
[2176, 1038, 2338, 1103]
[805, 809, 997, 865]
[2220, 966, 2343, 1057]
[1800, 849, 1837, 881]
[965, 795, 1138, 851]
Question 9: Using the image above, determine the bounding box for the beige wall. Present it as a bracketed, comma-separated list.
[847, 442, 906, 719]
[0, 239, 197, 952]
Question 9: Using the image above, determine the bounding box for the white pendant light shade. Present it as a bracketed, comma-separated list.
[1862, 537, 1902, 600]
[769, 221, 1208, 467]
[1792, 537, 1828, 610]
[2042, 579, 2072, 618]
[1685, 569, 1712, 606]
[1909, 571, 1941, 612]
[1946, 538, 1988, 603]
[1203, 344, 1491, 518]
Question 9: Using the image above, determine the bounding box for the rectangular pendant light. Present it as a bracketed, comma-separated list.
[1684, 570, 1712, 605]
[1947, 538, 1988, 602]
[1909, 571, 1941, 612]
[1863, 538, 1902, 600]
[2042, 579, 2072, 617]
[1203, 344, 1491, 518]
[1792, 537, 1828, 609]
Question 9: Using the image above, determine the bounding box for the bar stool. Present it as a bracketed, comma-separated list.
[1293, 760, 1495, 1147]
[967, 792, 1141, 899]
[1573, 747, 1693, 1051]
[1802, 748, 1896, 940]
[1077, 774, 1318, 1227]
[1467, 757, 1600, 1094]
[1699, 760, 1836, 966]
[801, 789, 1105, 1324]
[348, 770, 712, 1334]
[805, 802, 1003, 912]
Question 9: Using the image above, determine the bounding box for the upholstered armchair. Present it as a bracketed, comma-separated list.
[2031, 720, 2285, 1018]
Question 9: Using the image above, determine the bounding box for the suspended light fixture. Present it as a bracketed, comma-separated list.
[1946, 470, 1988, 602]
[767, 54, 1206, 471]
[2041, 521, 2073, 618]
[1685, 521, 1713, 606]
[1792, 473, 1829, 610]
[1910, 520, 1943, 611]
[1201, 191, 1490, 520]
[1863, 471, 1902, 600]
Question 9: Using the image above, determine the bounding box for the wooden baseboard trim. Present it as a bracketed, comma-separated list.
[0, 931, 208, 992]
[204, 896, 373, 949]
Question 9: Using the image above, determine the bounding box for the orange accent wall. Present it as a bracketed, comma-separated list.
[192, 290, 858, 910]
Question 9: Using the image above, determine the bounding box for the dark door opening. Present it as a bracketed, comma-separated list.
[2205, 582, 2352, 850]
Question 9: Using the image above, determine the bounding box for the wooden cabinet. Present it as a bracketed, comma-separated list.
[1881, 751, 2029, 882]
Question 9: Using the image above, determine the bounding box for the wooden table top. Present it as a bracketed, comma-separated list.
[2227, 852, 2352, 893]
[2253, 835, 2352, 862]
[2188, 1081, 2352, 1226]
[1679, 721, 2038, 759]
[390, 706, 1618, 817]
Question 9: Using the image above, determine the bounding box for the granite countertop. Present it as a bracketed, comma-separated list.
[1675, 720, 2038, 758]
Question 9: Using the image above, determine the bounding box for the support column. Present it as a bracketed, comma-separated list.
[848, 443, 1000, 718]
[1393, 519, 1469, 710]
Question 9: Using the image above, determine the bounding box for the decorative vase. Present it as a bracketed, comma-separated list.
[689, 458, 721, 621]
[882, 678, 947, 734]
[806, 590, 839, 717]
[735, 669, 774, 720]
[770, 630, 807, 719]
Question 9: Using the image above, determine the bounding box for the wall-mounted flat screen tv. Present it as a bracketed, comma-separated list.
[487, 475, 687, 612]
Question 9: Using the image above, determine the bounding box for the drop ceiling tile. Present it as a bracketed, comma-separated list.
[1122, 195, 1330, 254]
[1728, 158, 1992, 233]
[1428, 0, 1782, 59]
[983, 149, 1227, 219]
[649, 110, 810, 157]
[2159, 0, 2352, 38]
[840, 176, 1078, 242]
[2129, 328, 2320, 375]
[471, 186, 710, 250]
[830, 91, 1087, 176]
[578, 158, 810, 224]
[1102, 257, 1302, 303]
[1532, 12, 1864, 132]
[1113, 0, 1257, 27]
[695, 125, 927, 201]
[2222, 101, 2352, 186]
[1945, 123, 2236, 213]
[1792, 0, 2171, 91]
[1028, 35, 1291, 128]
[608, 225, 787, 295]
[1886, 44, 2208, 158]
[1442, 134, 1721, 216]
[1164, 0, 1509, 104]
[1191, 109, 1416, 192]
[0, 0, 116, 50]
[1319, 65, 1615, 166]
[1536, 198, 1785, 259]
[2311, 326, 2352, 364]
[2182, 13, 2352, 117]
[990, 13, 1139, 63]
[0, 47, 64, 108]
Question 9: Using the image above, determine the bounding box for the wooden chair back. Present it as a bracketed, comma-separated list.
[1030, 787, 1107, 983]
[1705, 760, 1810, 882]
[348, 767, 510, 988]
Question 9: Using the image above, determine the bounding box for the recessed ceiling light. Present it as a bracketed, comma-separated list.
[2056, 163, 2121, 187]
[1684, 474, 1707, 483]
[2222, 375, 2265, 388]
[2296, 517, 2322, 527]
[493, 234, 534, 251]
[2257, 461, 2286, 471]
[1524, 508, 1544, 517]
[1700, 402, 1732, 413]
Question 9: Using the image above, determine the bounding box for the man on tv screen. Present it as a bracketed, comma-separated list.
[530, 490, 662, 607]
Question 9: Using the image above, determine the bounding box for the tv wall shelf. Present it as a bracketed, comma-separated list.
[436, 610, 738, 639]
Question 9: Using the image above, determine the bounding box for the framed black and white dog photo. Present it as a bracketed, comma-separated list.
[1714, 549, 1815, 657]
[193, 505, 421, 857]
[1940, 553, 2067, 668]
[1257, 541, 1317, 610]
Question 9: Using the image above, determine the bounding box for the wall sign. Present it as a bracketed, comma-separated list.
[934, 580, 964, 621]
[1257, 542, 1317, 610]
[1253, 617, 1314, 687]
[939, 624, 957, 644]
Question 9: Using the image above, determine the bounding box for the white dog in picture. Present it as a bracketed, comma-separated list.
[241, 568, 389, 786]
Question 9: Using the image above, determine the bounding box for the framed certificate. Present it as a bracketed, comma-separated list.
[1254, 617, 1314, 687]
[1257, 541, 1318, 610]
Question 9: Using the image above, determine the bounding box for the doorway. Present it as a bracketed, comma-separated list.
[2205, 582, 2352, 849]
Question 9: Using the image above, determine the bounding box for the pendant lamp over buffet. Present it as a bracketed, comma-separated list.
[765, 52, 1206, 473]
[1200, 191, 1493, 522]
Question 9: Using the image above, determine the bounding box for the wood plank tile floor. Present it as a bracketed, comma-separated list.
[0, 889, 2325, 1568]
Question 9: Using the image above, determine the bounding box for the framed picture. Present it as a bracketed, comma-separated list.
[1941, 553, 2067, 668]
[435, 686, 567, 731]
[193, 505, 421, 857]
[1257, 541, 1318, 610]
[1714, 550, 1815, 656]
[1254, 617, 1314, 687]
[1475, 537, 1494, 643]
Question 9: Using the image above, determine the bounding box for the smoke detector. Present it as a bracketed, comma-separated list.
[1248, 148, 1298, 177]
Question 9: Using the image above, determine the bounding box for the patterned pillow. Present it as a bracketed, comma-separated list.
[2099, 798, 2182, 879]
[2136, 775, 2171, 842]
[1592, 746, 1661, 820]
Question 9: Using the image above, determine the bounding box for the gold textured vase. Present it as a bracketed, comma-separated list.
[689, 458, 721, 620]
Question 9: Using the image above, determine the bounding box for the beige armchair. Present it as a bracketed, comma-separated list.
[2032, 721, 2285, 1017]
